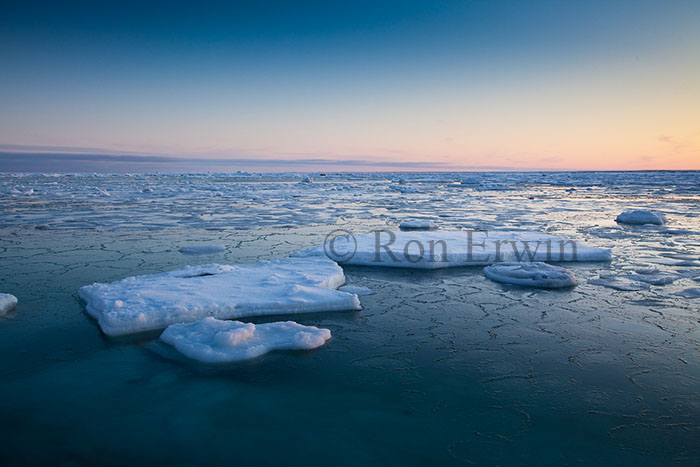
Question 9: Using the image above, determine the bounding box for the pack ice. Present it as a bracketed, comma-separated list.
[0, 293, 18, 316]
[615, 210, 666, 225]
[78, 256, 361, 336]
[160, 317, 331, 363]
[296, 230, 611, 269]
[483, 262, 576, 288]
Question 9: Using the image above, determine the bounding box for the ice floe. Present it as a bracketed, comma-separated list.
[0, 294, 17, 316]
[483, 262, 576, 288]
[615, 210, 666, 225]
[296, 230, 611, 269]
[78, 256, 361, 336]
[160, 317, 331, 363]
[179, 244, 226, 255]
[399, 220, 438, 230]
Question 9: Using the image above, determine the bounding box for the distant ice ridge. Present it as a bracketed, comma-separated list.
[616, 210, 666, 225]
[179, 244, 226, 255]
[0, 294, 18, 316]
[399, 220, 438, 230]
[296, 230, 611, 269]
[78, 256, 361, 336]
[161, 317, 331, 363]
[483, 263, 576, 288]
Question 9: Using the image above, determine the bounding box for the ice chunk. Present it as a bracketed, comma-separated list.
[295, 230, 611, 269]
[179, 245, 226, 255]
[676, 288, 700, 299]
[338, 285, 375, 295]
[399, 220, 438, 230]
[483, 262, 576, 288]
[615, 210, 666, 225]
[0, 293, 18, 316]
[589, 275, 650, 291]
[78, 256, 361, 336]
[160, 317, 331, 363]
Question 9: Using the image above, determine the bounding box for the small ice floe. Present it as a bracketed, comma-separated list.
[483, 262, 576, 288]
[161, 317, 331, 363]
[676, 288, 700, 299]
[296, 230, 611, 269]
[615, 210, 666, 225]
[179, 245, 226, 255]
[589, 275, 650, 291]
[399, 220, 438, 231]
[0, 293, 18, 316]
[78, 256, 361, 336]
[338, 285, 375, 295]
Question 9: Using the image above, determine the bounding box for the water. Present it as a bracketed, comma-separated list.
[0, 171, 699, 465]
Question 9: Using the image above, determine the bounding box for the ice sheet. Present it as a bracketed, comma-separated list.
[296, 230, 612, 269]
[78, 256, 361, 336]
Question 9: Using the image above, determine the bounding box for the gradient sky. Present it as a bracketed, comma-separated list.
[1, 0, 699, 171]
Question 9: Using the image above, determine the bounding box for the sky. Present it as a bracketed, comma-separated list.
[1, 0, 699, 172]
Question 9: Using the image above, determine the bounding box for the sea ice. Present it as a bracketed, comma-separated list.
[676, 288, 700, 299]
[615, 210, 666, 225]
[399, 220, 438, 230]
[628, 272, 679, 285]
[160, 317, 331, 363]
[483, 262, 576, 288]
[78, 256, 361, 336]
[179, 244, 226, 255]
[338, 285, 375, 295]
[296, 230, 611, 269]
[0, 293, 18, 316]
[589, 275, 650, 291]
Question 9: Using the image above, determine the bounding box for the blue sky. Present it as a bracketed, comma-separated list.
[1, 0, 699, 171]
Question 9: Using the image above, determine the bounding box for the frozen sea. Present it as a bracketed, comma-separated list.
[1, 171, 699, 465]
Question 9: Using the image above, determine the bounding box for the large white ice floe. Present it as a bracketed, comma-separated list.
[615, 210, 666, 225]
[0, 293, 18, 316]
[160, 317, 331, 363]
[78, 256, 361, 336]
[483, 262, 576, 288]
[399, 220, 438, 230]
[295, 230, 611, 269]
